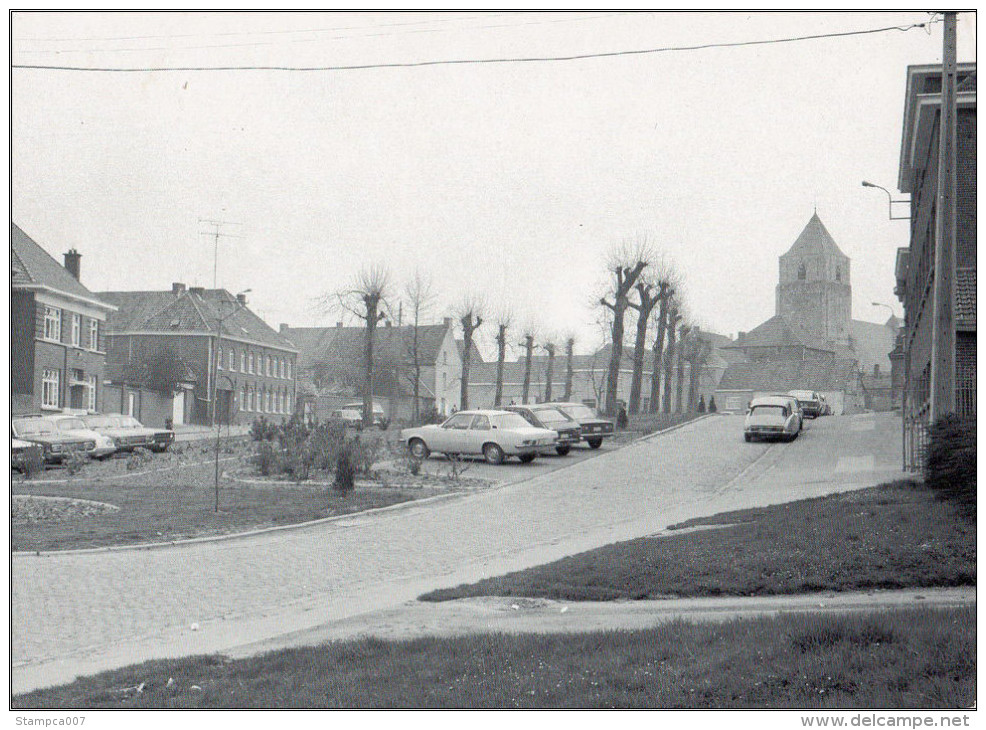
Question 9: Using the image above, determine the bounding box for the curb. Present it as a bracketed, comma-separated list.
[13, 415, 719, 559]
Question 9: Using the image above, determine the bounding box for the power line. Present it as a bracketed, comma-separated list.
[12, 20, 936, 73]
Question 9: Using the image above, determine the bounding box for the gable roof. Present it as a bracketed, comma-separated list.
[849, 318, 897, 368]
[98, 288, 296, 351]
[781, 213, 847, 260]
[284, 323, 451, 370]
[11, 223, 115, 310]
[727, 315, 831, 352]
[455, 338, 485, 365]
[717, 359, 860, 392]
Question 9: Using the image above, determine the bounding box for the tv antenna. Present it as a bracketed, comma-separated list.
[199, 218, 243, 289]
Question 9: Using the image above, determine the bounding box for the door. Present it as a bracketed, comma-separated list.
[127, 392, 137, 417]
[467, 414, 493, 455]
[171, 391, 185, 425]
[434, 412, 472, 453]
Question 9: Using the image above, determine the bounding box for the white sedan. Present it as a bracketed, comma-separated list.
[401, 410, 558, 465]
[744, 396, 801, 442]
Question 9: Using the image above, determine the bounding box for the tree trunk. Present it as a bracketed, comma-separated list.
[675, 326, 690, 414]
[521, 335, 534, 404]
[459, 314, 482, 411]
[601, 261, 647, 416]
[411, 315, 421, 423]
[662, 312, 679, 413]
[649, 296, 670, 413]
[564, 337, 575, 401]
[362, 293, 380, 429]
[494, 324, 507, 407]
[544, 344, 556, 402]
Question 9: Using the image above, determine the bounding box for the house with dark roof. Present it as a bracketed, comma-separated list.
[99, 283, 298, 426]
[714, 359, 864, 415]
[12, 224, 117, 415]
[281, 317, 462, 423]
[895, 62, 976, 468]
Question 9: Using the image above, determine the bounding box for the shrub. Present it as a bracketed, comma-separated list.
[13, 445, 44, 479]
[64, 450, 90, 476]
[251, 417, 277, 442]
[309, 422, 346, 472]
[126, 447, 153, 472]
[351, 435, 384, 475]
[256, 441, 278, 476]
[924, 415, 976, 510]
[334, 445, 356, 495]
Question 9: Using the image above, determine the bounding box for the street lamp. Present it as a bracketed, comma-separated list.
[871, 301, 896, 321]
[861, 181, 910, 220]
[212, 289, 250, 513]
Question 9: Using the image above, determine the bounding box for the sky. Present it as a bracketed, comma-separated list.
[10, 11, 977, 359]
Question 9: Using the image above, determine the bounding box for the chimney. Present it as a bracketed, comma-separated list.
[189, 286, 205, 297]
[236, 292, 247, 306]
[172, 282, 186, 296]
[336, 321, 343, 328]
[737, 331, 746, 341]
[63, 249, 81, 281]
[443, 317, 452, 327]
[280, 323, 289, 333]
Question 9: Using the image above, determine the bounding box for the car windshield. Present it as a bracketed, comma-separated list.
[13, 419, 56, 436]
[56, 418, 87, 431]
[789, 391, 815, 400]
[121, 417, 143, 428]
[531, 408, 570, 425]
[493, 413, 534, 430]
[84, 415, 119, 428]
[559, 405, 597, 420]
[752, 405, 788, 417]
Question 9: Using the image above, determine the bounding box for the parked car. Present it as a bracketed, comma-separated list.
[44, 414, 117, 459]
[344, 401, 389, 429]
[505, 404, 582, 456]
[328, 408, 363, 430]
[744, 396, 801, 442]
[788, 389, 823, 419]
[81, 414, 175, 452]
[401, 409, 557, 465]
[11, 437, 41, 472]
[818, 394, 832, 416]
[12, 416, 97, 464]
[547, 402, 614, 449]
[769, 394, 804, 431]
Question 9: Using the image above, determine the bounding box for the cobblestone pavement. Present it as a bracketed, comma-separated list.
[12, 412, 905, 693]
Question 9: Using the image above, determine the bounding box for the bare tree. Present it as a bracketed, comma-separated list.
[401, 270, 436, 424]
[686, 328, 713, 413]
[626, 279, 662, 415]
[648, 280, 675, 413]
[542, 339, 557, 403]
[455, 297, 484, 411]
[563, 335, 576, 401]
[675, 322, 692, 414]
[661, 301, 683, 414]
[519, 330, 536, 404]
[492, 309, 513, 407]
[599, 239, 651, 415]
[333, 266, 390, 429]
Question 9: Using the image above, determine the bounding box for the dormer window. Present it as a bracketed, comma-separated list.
[798, 264, 806, 281]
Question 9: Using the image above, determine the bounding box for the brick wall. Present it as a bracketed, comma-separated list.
[11, 290, 35, 396]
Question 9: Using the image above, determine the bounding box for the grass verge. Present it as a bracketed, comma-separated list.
[13, 607, 974, 709]
[421, 480, 976, 602]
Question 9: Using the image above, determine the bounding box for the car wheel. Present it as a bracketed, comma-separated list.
[555, 445, 571, 456]
[483, 443, 505, 465]
[518, 453, 537, 464]
[409, 439, 430, 460]
[744, 433, 752, 442]
[586, 437, 603, 449]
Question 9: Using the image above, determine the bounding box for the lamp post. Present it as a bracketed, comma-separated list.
[213, 289, 250, 513]
[861, 181, 910, 220]
[871, 301, 896, 320]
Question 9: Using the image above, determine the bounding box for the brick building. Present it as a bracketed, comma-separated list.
[11, 224, 115, 415]
[99, 284, 298, 426]
[895, 62, 976, 470]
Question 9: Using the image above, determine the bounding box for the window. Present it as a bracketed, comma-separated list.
[249, 352, 255, 374]
[797, 264, 806, 281]
[286, 361, 292, 380]
[286, 392, 292, 413]
[241, 386, 248, 411]
[278, 359, 285, 378]
[278, 391, 284, 413]
[89, 319, 99, 351]
[87, 375, 97, 411]
[229, 349, 236, 371]
[241, 351, 246, 372]
[266, 390, 272, 412]
[444, 413, 473, 430]
[470, 415, 491, 430]
[217, 347, 223, 369]
[71, 314, 81, 346]
[44, 307, 61, 341]
[42, 369, 60, 408]
[266, 355, 272, 377]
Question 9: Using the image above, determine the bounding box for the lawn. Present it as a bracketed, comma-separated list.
[421, 480, 976, 602]
[13, 606, 975, 708]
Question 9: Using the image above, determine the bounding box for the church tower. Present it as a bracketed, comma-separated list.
[775, 213, 852, 349]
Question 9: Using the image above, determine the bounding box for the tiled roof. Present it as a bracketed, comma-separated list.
[849, 319, 897, 368]
[717, 359, 860, 392]
[956, 267, 976, 328]
[727, 315, 830, 351]
[284, 323, 450, 370]
[11, 223, 111, 306]
[781, 213, 847, 259]
[455, 338, 485, 364]
[98, 288, 296, 351]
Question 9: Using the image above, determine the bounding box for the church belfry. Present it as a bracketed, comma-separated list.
[775, 213, 852, 348]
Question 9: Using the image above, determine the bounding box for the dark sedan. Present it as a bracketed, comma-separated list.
[547, 402, 615, 449]
[505, 404, 582, 456]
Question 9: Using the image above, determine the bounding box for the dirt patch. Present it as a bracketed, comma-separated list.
[13, 495, 120, 521]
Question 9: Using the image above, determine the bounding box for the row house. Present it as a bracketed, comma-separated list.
[99, 283, 298, 426]
[11, 224, 115, 415]
[895, 62, 976, 469]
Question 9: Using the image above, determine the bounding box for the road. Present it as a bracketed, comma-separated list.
[12, 412, 906, 694]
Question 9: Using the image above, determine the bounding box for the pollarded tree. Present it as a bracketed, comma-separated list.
[542, 339, 557, 403]
[401, 270, 436, 424]
[563, 335, 576, 401]
[598, 239, 651, 415]
[661, 302, 683, 414]
[493, 309, 513, 407]
[675, 322, 692, 414]
[686, 329, 713, 413]
[455, 297, 485, 411]
[627, 279, 662, 415]
[520, 330, 536, 404]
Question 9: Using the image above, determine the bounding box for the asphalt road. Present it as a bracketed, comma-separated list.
[12, 412, 906, 694]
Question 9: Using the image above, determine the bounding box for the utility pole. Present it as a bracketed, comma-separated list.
[929, 12, 957, 422]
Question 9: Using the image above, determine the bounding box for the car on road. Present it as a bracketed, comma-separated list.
[505, 404, 582, 455]
[328, 408, 363, 430]
[744, 396, 801, 442]
[401, 409, 558, 465]
[547, 402, 615, 449]
[81, 414, 175, 452]
[12, 416, 97, 464]
[768, 394, 804, 431]
[344, 401, 389, 429]
[788, 389, 823, 419]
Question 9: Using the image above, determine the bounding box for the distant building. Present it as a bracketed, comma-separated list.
[714, 360, 865, 415]
[11, 224, 116, 415]
[895, 62, 976, 469]
[99, 284, 298, 426]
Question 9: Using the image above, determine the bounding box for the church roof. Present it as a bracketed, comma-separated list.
[781, 213, 847, 260]
[725, 315, 831, 352]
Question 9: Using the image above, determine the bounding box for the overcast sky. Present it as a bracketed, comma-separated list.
[11, 11, 977, 358]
